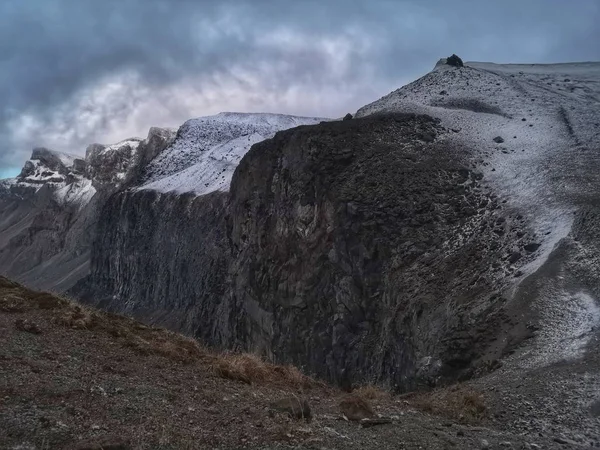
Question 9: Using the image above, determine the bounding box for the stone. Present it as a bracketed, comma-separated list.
[69, 435, 131, 450]
[339, 395, 375, 421]
[15, 319, 41, 334]
[360, 417, 392, 428]
[507, 252, 522, 264]
[269, 397, 312, 421]
[493, 136, 505, 143]
[446, 54, 464, 67]
[523, 243, 541, 253]
[480, 439, 490, 448]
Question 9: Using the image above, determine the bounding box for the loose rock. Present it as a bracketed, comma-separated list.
[339, 395, 375, 421]
[15, 318, 41, 334]
[269, 397, 312, 421]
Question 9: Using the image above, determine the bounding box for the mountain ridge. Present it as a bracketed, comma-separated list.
[1, 60, 600, 432]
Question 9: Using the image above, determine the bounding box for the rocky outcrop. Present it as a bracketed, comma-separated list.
[446, 54, 464, 67]
[0, 128, 175, 292]
[227, 113, 528, 389]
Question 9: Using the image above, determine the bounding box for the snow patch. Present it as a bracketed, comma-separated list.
[515, 291, 600, 369]
[140, 112, 326, 195]
[53, 178, 97, 208]
[100, 139, 142, 155]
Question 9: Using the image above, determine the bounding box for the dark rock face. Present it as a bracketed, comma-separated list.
[523, 243, 540, 253]
[72, 189, 231, 340]
[446, 54, 464, 67]
[343, 113, 353, 121]
[226, 114, 523, 389]
[73, 113, 528, 389]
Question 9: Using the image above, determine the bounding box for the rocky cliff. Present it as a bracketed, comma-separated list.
[227, 113, 528, 388]
[70, 113, 325, 340]
[75, 189, 230, 338]
[3, 61, 600, 394]
[0, 127, 176, 291]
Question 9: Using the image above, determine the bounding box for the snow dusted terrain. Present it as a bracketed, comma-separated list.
[358, 60, 600, 441]
[7, 147, 93, 205]
[359, 60, 600, 357]
[140, 112, 325, 195]
[358, 61, 600, 250]
[0, 130, 171, 292]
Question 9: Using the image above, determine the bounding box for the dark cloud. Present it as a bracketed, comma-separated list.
[1, 0, 599, 174]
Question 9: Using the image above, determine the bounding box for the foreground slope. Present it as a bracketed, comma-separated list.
[0, 277, 578, 449]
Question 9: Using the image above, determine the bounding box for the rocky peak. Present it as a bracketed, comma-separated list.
[434, 54, 464, 69]
[16, 147, 79, 186]
[84, 138, 142, 187]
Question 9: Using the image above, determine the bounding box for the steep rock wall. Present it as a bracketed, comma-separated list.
[76, 114, 534, 389]
[73, 189, 232, 341]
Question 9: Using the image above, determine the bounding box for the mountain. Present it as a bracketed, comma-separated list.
[2, 59, 600, 432]
[0, 113, 322, 294]
[72, 60, 600, 389]
[2, 58, 600, 445]
[0, 128, 176, 292]
[356, 60, 600, 370]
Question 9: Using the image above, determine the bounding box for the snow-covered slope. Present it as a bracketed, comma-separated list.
[357, 61, 600, 279]
[357, 61, 600, 416]
[140, 112, 326, 195]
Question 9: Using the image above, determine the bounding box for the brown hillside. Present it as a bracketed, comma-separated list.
[0, 277, 565, 449]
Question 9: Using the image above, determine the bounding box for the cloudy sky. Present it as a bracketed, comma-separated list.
[1, 0, 599, 177]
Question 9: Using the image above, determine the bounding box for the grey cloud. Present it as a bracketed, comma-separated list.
[1, 0, 599, 173]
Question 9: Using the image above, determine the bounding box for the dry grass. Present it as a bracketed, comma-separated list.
[211, 352, 317, 389]
[339, 394, 375, 421]
[352, 384, 391, 401]
[0, 292, 28, 313]
[1, 276, 319, 389]
[53, 303, 98, 329]
[409, 384, 487, 423]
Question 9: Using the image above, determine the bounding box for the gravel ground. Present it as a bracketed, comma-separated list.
[0, 277, 591, 449]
